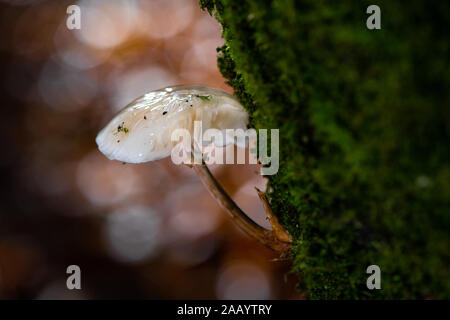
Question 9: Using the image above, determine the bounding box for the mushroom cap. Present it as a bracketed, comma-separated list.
[96, 85, 249, 163]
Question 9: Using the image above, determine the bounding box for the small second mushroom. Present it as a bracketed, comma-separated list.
[96, 85, 291, 254]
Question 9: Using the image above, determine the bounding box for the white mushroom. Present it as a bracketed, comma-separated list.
[96, 85, 291, 253]
[96, 86, 248, 163]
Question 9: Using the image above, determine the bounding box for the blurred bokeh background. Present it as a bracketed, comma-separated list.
[0, 0, 300, 299]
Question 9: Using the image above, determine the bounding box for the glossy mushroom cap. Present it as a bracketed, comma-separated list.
[96, 86, 249, 163]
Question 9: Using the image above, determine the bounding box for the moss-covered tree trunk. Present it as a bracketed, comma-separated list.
[200, 0, 450, 299]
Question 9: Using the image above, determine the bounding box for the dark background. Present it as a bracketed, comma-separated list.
[0, 0, 299, 299]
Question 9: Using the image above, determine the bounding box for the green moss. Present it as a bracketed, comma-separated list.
[201, 0, 450, 299]
[117, 122, 129, 134]
[194, 94, 212, 101]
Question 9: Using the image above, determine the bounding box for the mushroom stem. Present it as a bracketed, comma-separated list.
[192, 163, 291, 253]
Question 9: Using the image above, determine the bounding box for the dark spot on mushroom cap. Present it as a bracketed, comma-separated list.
[163, 111, 168, 115]
[117, 121, 129, 133]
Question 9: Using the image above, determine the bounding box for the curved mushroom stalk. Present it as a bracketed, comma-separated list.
[193, 163, 291, 254]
